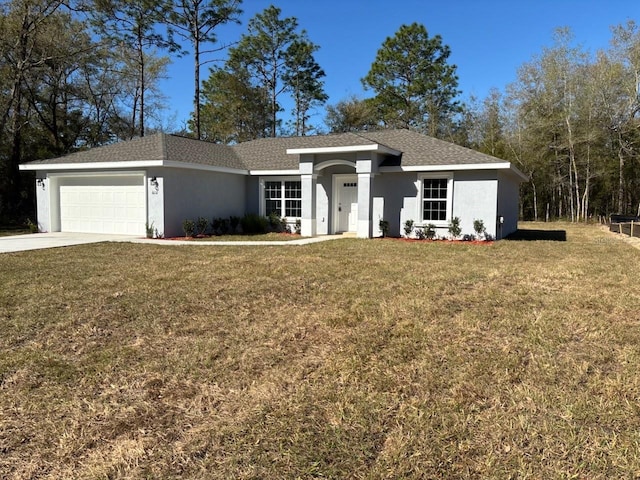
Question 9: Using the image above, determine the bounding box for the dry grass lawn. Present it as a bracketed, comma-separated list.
[1, 222, 640, 479]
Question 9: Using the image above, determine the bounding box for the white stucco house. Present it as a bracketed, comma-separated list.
[19, 129, 527, 239]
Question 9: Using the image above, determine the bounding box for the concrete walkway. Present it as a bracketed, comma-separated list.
[0, 232, 346, 253]
[0, 232, 139, 253]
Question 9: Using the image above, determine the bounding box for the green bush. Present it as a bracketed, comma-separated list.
[196, 216, 208, 236]
[240, 213, 268, 234]
[295, 219, 302, 235]
[182, 219, 195, 237]
[379, 219, 390, 238]
[26, 218, 38, 234]
[448, 217, 462, 239]
[267, 212, 287, 233]
[403, 219, 414, 237]
[425, 223, 437, 240]
[211, 217, 229, 235]
[473, 219, 486, 240]
[229, 216, 240, 234]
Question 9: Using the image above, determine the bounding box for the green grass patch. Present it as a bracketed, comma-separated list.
[1, 222, 640, 478]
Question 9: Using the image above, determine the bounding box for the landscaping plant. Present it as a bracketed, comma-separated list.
[448, 216, 462, 239]
[182, 218, 195, 237]
[379, 219, 390, 237]
[403, 219, 414, 237]
[473, 218, 486, 240]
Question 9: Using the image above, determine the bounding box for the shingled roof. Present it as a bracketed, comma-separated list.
[21, 129, 509, 171]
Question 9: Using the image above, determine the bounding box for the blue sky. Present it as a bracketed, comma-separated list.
[158, 0, 639, 132]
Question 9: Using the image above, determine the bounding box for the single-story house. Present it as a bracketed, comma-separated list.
[19, 129, 527, 239]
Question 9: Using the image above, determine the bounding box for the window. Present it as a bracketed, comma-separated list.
[284, 181, 302, 217]
[262, 179, 302, 218]
[419, 174, 452, 224]
[264, 181, 282, 216]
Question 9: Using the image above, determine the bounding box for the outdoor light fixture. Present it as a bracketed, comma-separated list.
[36, 178, 45, 190]
[150, 176, 159, 194]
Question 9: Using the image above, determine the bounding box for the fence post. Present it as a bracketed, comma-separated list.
[632, 221, 635, 238]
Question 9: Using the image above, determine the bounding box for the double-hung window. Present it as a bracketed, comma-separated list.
[263, 179, 302, 218]
[418, 173, 453, 224]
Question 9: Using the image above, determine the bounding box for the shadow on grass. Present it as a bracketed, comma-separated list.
[505, 229, 567, 242]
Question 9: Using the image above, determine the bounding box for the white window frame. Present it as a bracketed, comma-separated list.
[259, 176, 302, 220]
[417, 172, 453, 227]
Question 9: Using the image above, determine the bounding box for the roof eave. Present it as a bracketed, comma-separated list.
[19, 160, 249, 175]
[286, 143, 401, 156]
[379, 162, 530, 181]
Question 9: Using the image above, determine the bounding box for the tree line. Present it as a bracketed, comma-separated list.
[460, 26, 640, 221]
[1, 0, 639, 225]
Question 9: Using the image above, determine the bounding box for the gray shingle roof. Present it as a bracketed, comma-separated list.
[22, 129, 507, 171]
[356, 129, 506, 167]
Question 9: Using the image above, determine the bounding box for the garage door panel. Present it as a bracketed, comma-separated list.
[59, 177, 145, 235]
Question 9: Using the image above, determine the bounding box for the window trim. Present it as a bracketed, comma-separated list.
[417, 172, 453, 226]
[259, 176, 302, 219]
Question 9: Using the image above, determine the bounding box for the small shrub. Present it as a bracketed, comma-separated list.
[182, 219, 195, 237]
[462, 234, 475, 242]
[229, 216, 240, 234]
[425, 223, 437, 240]
[485, 233, 494, 242]
[211, 217, 228, 235]
[268, 212, 285, 233]
[196, 216, 208, 236]
[154, 228, 163, 239]
[26, 218, 38, 234]
[415, 227, 426, 240]
[240, 213, 268, 234]
[145, 221, 154, 238]
[403, 219, 414, 237]
[473, 219, 486, 240]
[379, 219, 390, 238]
[448, 216, 462, 240]
[294, 219, 302, 235]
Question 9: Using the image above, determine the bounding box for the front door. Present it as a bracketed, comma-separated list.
[336, 175, 358, 233]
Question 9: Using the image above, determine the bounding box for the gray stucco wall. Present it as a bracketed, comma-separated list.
[245, 176, 260, 216]
[452, 171, 498, 239]
[373, 170, 501, 238]
[373, 172, 419, 237]
[162, 168, 246, 237]
[497, 171, 521, 239]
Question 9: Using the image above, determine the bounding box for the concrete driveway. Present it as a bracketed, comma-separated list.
[0, 232, 138, 253]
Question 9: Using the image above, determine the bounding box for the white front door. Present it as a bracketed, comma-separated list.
[336, 175, 358, 233]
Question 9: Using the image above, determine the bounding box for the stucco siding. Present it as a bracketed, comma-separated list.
[373, 172, 418, 237]
[452, 171, 498, 238]
[245, 176, 260, 216]
[35, 173, 50, 232]
[163, 168, 246, 237]
[497, 171, 520, 239]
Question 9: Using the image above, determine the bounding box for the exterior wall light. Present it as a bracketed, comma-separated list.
[150, 176, 159, 194]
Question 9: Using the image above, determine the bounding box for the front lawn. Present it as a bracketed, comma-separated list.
[1, 222, 639, 478]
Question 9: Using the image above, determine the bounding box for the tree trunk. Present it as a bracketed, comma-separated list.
[194, 40, 201, 140]
[618, 144, 625, 213]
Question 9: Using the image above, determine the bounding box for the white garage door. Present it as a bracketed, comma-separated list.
[59, 176, 146, 235]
